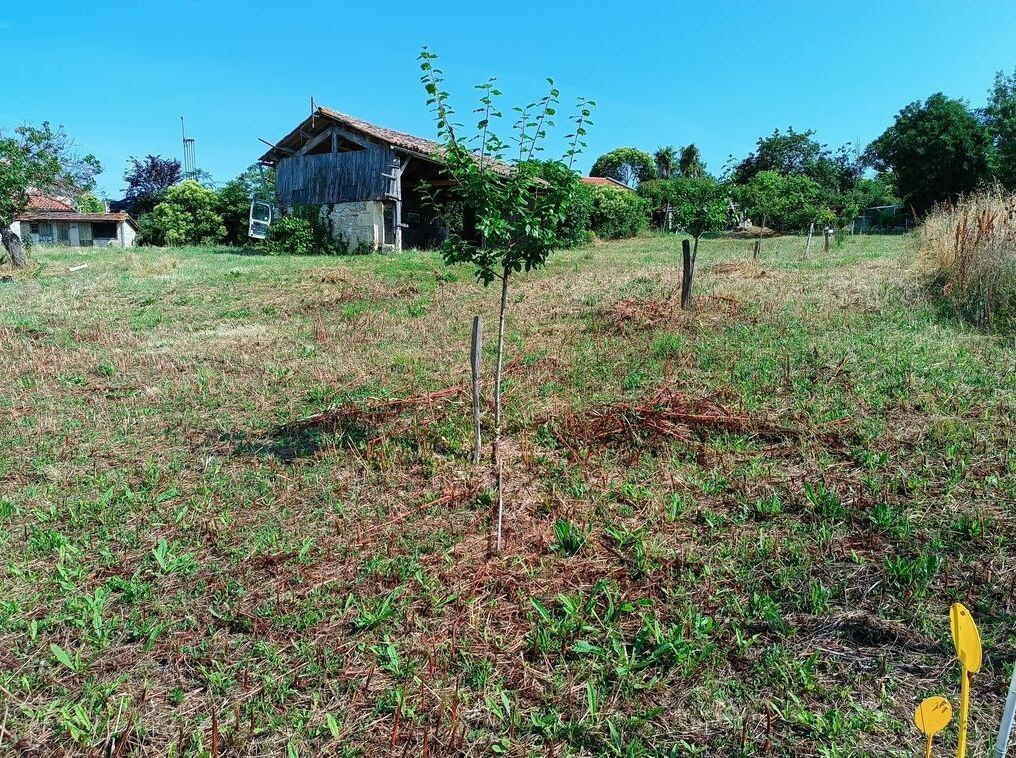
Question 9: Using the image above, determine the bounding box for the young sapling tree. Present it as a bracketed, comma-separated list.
[673, 177, 728, 308]
[419, 49, 593, 552]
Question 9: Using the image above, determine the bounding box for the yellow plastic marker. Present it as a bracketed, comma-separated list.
[950, 603, 982, 758]
[915, 696, 953, 758]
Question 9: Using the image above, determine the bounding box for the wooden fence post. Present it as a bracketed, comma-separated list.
[470, 316, 483, 464]
[753, 238, 761, 259]
[681, 239, 693, 310]
[804, 223, 814, 257]
[823, 226, 831, 253]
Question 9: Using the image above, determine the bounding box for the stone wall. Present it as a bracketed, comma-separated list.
[319, 201, 384, 251]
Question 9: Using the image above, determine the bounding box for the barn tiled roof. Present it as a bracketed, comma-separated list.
[317, 107, 445, 160]
[261, 107, 512, 175]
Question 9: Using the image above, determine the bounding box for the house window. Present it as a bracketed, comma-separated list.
[92, 222, 117, 240]
[37, 221, 53, 243]
[56, 223, 71, 245]
[79, 223, 94, 247]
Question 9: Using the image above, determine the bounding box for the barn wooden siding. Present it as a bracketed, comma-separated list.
[276, 147, 395, 206]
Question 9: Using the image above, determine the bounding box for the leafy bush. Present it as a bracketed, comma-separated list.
[76, 192, 104, 213]
[639, 177, 728, 237]
[918, 187, 1016, 330]
[733, 171, 832, 233]
[139, 180, 225, 246]
[590, 186, 647, 239]
[522, 160, 594, 248]
[264, 215, 317, 256]
[557, 182, 594, 247]
[264, 206, 370, 256]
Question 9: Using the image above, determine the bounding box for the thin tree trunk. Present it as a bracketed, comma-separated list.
[470, 315, 483, 464]
[492, 268, 510, 553]
[1, 230, 26, 268]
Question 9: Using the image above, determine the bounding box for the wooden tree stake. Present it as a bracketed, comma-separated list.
[680, 239, 694, 310]
[470, 315, 483, 464]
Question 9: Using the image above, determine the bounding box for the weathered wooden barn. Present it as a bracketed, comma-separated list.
[260, 107, 481, 252]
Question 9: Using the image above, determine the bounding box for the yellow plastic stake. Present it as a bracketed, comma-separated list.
[950, 603, 982, 758]
[915, 696, 953, 758]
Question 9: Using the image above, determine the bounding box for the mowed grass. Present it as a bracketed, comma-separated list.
[1, 234, 1015, 756]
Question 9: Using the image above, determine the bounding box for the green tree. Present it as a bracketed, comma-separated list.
[653, 146, 678, 179]
[522, 159, 592, 247]
[419, 49, 592, 551]
[0, 121, 101, 267]
[984, 68, 1016, 190]
[839, 175, 899, 225]
[733, 127, 850, 193]
[141, 180, 225, 246]
[76, 192, 104, 213]
[865, 93, 990, 215]
[590, 147, 655, 188]
[679, 144, 705, 178]
[672, 177, 728, 258]
[734, 171, 829, 238]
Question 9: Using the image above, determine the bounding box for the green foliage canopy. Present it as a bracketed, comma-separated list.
[590, 147, 656, 188]
[653, 146, 678, 179]
[733, 127, 861, 197]
[679, 144, 705, 179]
[140, 180, 225, 246]
[590, 186, 648, 239]
[0, 122, 101, 227]
[734, 171, 832, 232]
[865, 93, 990, 215]
[76, 192, 104, 213]
[985, 68, 1016, 191]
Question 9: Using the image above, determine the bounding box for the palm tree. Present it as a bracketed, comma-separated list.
[653, 146, 678, 230]
[654, 145, 678, 179]
[679, 144, 705, 178]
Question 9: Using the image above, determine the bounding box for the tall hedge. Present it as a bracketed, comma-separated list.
[590, 186, 648, 239]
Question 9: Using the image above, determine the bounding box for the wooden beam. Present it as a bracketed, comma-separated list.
[331, 125, 376, 150]
[294, 127, 335, 157]
[258, 137, 292, 155]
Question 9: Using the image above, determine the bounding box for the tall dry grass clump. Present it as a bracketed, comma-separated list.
[918, 187, 1016, 330]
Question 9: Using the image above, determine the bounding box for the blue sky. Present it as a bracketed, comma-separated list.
[5, 1, 1016, 198]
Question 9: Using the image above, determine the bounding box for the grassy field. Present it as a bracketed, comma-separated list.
[1, 233, 1015, 756]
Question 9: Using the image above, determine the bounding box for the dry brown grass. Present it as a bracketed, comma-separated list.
[918, 186, 1016, 329]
